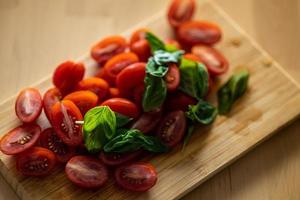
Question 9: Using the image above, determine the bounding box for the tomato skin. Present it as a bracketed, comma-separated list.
[165, 64, 180, 92]
[115, 162, 157, 192]
[16, 147, 56, 177]
[0, 124, 41, 155]
[76, 77, 109, 102]
[168, 0, 196, 28]
[65, 156, 109, 188]
[15, 88, 43, 123]
[165, 38, 182, 49]
[131, 109, 162, 134]
[183, 53, 202, 62]
[129, 28, 149, 45]
[43, 88, 62, 123]
[51, 100, 83, 146]
[91, 36, 127, 66]
[109, 87, 121, 98]
[176, 21, 222, 47]
[191, 45, 229, 76]
[63, 90, 98, 115]
[101, 98, 139, 118]
[133, 84, 145, 106]
[130, 39, 151, 62]
[166, 91, 197, 111]
[99, 150, 142, 166]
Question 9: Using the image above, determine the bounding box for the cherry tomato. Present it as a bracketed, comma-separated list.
[115, 162, 157, 192]
[165, 91, 197, 111]
[165, 38, 182, 49]
[63, 91, 98, 115]
[129, 29, 151, 62]
[76, 77, 109, 102]
[157, 110, 186, 147]
[52, 61, 85, 95]
[131, 109, 162, 134]
[129, 28, 149, 45]
[191, 45, 229, 76]
[65, 156, 108, 188]
[133, 85, 145, 106]
[99, 150, 142, 166]
[0, 124, 41, 155]
[101, 98, 139, 118]
[16, 147, 56, 176]
[51, 100, 83, 146]
[183, 53, 202, 62]
[116, 62, 146, 98]
[91, 36, 127, 66]
[15, 88, 42, 123]
[165, 64, 180, 92]
[167, 0, 195, 28]
[43, 88, 62, 122]
[109, 87, 121, 98]
[176, 21, 222, 47]
[39, 128, 76, 163]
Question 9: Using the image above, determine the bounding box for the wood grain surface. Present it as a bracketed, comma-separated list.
[0, 0, 299, 200]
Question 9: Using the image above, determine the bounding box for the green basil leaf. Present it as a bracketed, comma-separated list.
[137, 134, 169, 153]
[153, 50, 184, 65]
[165, 43, 179, 52]
[146, 58, 169, 77]
[145, 32, 165, 53]
[84, 127, 108, 153]
[115, 113, 133, 128]
[218, 70, 249, 114]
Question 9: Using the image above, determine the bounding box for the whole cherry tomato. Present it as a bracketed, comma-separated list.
[129, 28, 151, 62]
[109, 88, 121, 98]
[167, 0, 196, 28]
[183, 53, 202, 62]
[133, 84, 145, 106]
[165, 91, 197, 111]
[101, 98, 139, 118]
[131, 109, 162, 134]
[43, 88, 62, 122]
[76, 77, 109, 102]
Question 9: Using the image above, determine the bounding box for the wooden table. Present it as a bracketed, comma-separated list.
[0, 0, 299, 199]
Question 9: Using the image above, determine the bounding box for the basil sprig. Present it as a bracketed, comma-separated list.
[145, 32, 166, 53]
[218, 70, 249, 114]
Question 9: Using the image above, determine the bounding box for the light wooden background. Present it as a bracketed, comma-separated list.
[0, 0, 299, 199]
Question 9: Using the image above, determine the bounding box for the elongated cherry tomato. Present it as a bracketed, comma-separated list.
[51, 100, 83, 146]
[133, 84, 144, 106]
[183, 53, 202, 62]
[168, 0, 195, 28]
[0, 124, 41, 155]
[76, 77, 109, 102]
[116, 62, 146, 98]
[39, 128, 76, 163]
[115, 162, 157, 192]
[15, 88, 42, 123]
[129, 28, 149, 45]
[165, 64, 180, 92]
[109, 88, 121, 98]
[91, 36, 127, 66]
[131, 109, 162, 134]
[99, 150, 142, 166]
[165, 38, 182, 49]
[65, 156, 108, 188]
[157, 110, 186, 147]
[16, 147, 56, 177]
[64, 91, 98, 115]
[43, 88, 62, 122]
[165, 91, 197, 111]
[53, 61, 85, 95]
[176, 21, 222, 47]
[101, 98, 139, 118]
[129, 29, 151, 62]
[191, 45, 229, 76]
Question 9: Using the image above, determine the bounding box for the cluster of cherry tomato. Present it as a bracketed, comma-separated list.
[0, 0, 229, 192]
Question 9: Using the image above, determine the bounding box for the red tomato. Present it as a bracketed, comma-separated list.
[115, 162, 157, 192]
[109, 88, 121, 98]
[16, 147, 56, 176]
[101, 98, 139, 118]
[76, 77, 109, 102]
[129, 28, 149, 45]
[165, 64, 180, 92]
[165, 91, 197, 111]
[157, 110, 186, 147]
[99, 150, 142, 166]
[51, 100, 83, 146]
[167, 0, 196, 28]
[39, 128, 76, 163]
[129, 29, 151, 62]
[63, 91, 98, 115]
[15, 88, 42, 123]
[133, 85, 145, 106]
[183, 53, 202, 62]
[165, 38, 182, 49]
[65, 156, 108, 188]
[52, 61, 85, 95]
[116, 62, 146, 98]
[131, 109, 162, 134]
[43, 88, 62, 122]
[91, 36, 127, 66]
[191, 45, 229, 76]
[0, 124, 41, 155]
[176, 21, 222, 47]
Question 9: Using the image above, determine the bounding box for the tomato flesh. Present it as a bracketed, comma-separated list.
[168, 0, 195, 28]
[15, 88, 42, 123]
[76, 77, 109, 102]
[131, 109, 162, 134]
[101, 98, 139, 118]
[165, 91, 197, 111]
[43, 88, 62, 123]
[165, 64, 180, 92]
[0, 124, 41, 155]
[99, 150, 142, 166]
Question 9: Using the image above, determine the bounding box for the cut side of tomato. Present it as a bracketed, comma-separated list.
[76, 77, 109, 102]
[165, 91, 197, 111]
[43, 88, 62, 123]
[168, 0, 195, 28]
[101, 98, 139, 118]
[131, 109, 162, 134]
[99, 150, 142, 166]
[165, 64, 180, 92]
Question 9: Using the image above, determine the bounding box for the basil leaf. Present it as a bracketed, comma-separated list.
[179, 58, 209, 100]
[218, 70, 249, 114]
[115, 113, 133, 128]
[83, 126, 108, 153]
[137, 135, 169, 153]
[145, 32, 165, 53]
[153, 50, 184, 65]
[165, 43, 179, 52]
[146, 58, 169, 77]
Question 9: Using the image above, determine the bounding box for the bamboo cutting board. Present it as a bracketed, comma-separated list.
[1, 0, 300, 199]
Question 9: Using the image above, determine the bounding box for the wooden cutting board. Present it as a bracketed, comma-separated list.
[1, 1, 300, 199]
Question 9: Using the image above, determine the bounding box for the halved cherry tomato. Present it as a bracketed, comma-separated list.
[76, 77, 109, 102]
[99, 150, 142, 166]
[15, 88, 42, 123]
[168, 0, 195, 28]
[65, 156, 108, 188]
[176, 21, 222, 47]
[157, 110, 186, 147]
[165, 64, 180, 92]
[115, 162, 157, 192]
[0, 124, 41, 155]
[133, 85, 145, 106]
[191, 45, 229, 76]
[165, 91, 197, 111]
[63, 91, 98, 115]
[91, 36, 127, 66]
[165, 38, 182, 49]
[183, 53, 202, 62]
[16, 147, 56, 176]
[39, 128, 75, 163]
[109, 87, 121, 98]
[116, 62, 146, 98]
[129, 29, 151, 62]
[52, 61, 85, 95]
[131, 109, 162, 134]
[101, 98, 139, 118]
[43, 88, 62, 122]
[51, 100, 83, 146]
